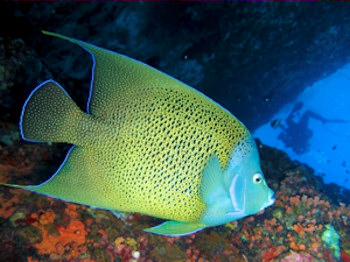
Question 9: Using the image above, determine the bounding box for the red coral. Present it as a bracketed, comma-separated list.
[262, 246, 285, 262]
[341, 250, 350, 262]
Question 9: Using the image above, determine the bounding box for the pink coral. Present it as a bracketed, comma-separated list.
[279, 251, 315, 262]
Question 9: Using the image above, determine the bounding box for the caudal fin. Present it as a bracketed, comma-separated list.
[20, 80, 88, 146]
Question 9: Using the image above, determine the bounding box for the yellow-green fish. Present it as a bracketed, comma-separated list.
[2, 31, 275, 236]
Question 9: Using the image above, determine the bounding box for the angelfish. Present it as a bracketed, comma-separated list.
[2, 31, 275, 236]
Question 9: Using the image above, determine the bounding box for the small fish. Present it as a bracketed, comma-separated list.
[1, 31, 275, 236]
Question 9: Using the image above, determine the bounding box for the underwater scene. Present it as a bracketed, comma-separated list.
[0, 2, 349, 262]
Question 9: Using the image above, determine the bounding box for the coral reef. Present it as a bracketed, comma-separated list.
[1, 3, 350, 261]
[0, 124, 349, 261]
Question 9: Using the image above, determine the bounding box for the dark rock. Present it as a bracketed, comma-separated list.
[1, 2, 350, 130]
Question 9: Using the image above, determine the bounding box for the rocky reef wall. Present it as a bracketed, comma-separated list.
[1, 2, 350, 129]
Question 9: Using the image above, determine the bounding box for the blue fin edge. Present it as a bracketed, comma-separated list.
[19, 79, 72, 143]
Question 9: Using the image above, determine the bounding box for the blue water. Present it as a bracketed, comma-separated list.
[254, 63, 350, 190]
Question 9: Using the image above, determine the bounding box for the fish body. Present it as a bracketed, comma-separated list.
[3, 31, 275, 236]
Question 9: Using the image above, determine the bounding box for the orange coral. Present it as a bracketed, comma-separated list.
[285, 206, 293, 213]
[64, 203, 79, 219]
[34, 219, 87, 258]
[39, 209, 56, 225]
[289, 195, 300, 206]
[292, 221, 322, 238]
[98, 229, 108, 238]
[311, 241, 320, 253]
[115, 236, 125, 246]
[85, 217, 94, 226]
[287, 233, 306, 251]
[275, 225, 283, 233]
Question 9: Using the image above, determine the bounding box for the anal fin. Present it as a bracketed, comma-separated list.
[144, 221, 205, 236]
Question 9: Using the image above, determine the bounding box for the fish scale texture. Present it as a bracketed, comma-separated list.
[93, 82, 250, 221]
[21, 82, 84, 145]
[22, 33, 251, 223]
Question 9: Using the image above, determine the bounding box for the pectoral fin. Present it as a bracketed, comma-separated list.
[201, 155, 226, 205]
[200, 155, 246, 226]
[144, 221, 206, 236]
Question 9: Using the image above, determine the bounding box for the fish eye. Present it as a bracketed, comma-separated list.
[253, 173, 262, 184]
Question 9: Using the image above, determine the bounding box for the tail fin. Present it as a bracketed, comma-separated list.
[20, 80, 88, 146]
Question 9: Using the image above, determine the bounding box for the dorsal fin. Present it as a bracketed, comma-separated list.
[42, 30, 188, 118]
